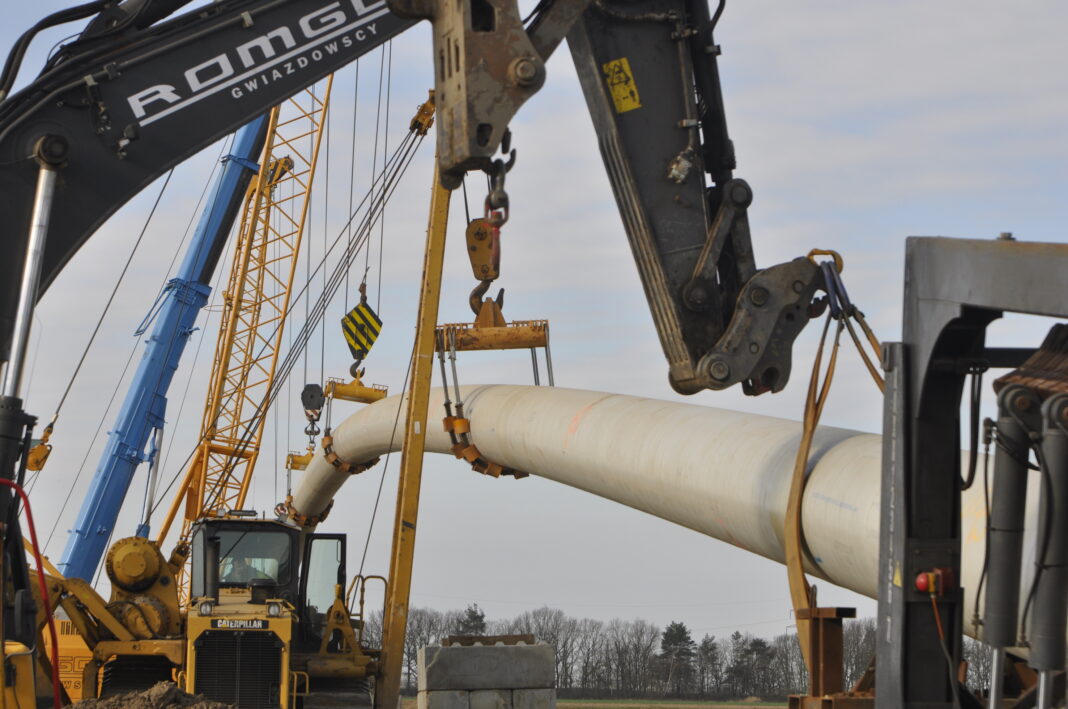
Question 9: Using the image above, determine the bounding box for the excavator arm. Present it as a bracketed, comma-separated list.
[388, 0, 824, 393]
[0, 0, 820, 397]
[567, 0, 823, 394]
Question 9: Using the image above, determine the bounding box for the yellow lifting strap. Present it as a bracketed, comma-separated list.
[786, 251, 885, 695]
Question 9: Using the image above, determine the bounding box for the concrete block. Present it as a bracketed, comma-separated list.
[512, 689, 555, 709]
[418, 690, 470, 709]
[470, 690, 511, 709]
[418, 644, 555, 690]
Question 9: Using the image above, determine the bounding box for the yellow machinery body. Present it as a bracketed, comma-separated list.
[184, 590, 295, 707]
[31, 93, 432, 709]
[324, 376, 388, 404]
[38, 517, 379, 708]
[181, 518, 379, 708]
[31, 537, 186, 700]
[4, 642, 40, 709]
[48, 621, 92, 701]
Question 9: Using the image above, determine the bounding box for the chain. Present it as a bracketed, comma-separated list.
[483, 129, 516, 228]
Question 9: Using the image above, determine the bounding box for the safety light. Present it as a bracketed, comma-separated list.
[198, 600, 214, 617]
[267, 602, 282, 618]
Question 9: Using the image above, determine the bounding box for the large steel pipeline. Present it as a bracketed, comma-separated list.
[292, 385, 1031, 639]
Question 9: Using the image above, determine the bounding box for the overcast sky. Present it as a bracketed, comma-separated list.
[3, 1, 1067, 642]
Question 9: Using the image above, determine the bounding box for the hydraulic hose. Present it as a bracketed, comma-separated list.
[0, 0, 113, 102]
[0, 479, 62, 709]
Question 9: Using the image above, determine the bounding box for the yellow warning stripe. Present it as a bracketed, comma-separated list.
[343, 312, 380, 345]
[341, 303, 382, 358]
[343, 320, 374, 352]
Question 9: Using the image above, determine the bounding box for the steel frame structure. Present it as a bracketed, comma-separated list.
[157, 79, 333, 547]
[877, 236, 1068, 707]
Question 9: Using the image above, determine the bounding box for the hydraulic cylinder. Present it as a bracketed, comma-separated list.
[984, 386, 1037, 647]
[1031, 393, 1068, 709]
[984, 385, 1040, 709]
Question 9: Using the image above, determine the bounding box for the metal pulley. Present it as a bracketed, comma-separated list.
[301, 383, 324, 438]
[466, 217, 502, 315]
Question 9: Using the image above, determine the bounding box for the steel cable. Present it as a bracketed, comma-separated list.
[148, 128, 426, 527]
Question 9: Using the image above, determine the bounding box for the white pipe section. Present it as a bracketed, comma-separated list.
[294, 385, 1033, 642]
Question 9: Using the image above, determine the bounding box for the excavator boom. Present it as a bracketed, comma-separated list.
[1, 0, 819, 397]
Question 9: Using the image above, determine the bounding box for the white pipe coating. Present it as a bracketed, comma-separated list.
[293, 385, 1031, 641]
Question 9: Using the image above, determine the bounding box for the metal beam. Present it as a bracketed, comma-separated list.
[376, 161, 451, 709]
[877, 236, 1068, 708]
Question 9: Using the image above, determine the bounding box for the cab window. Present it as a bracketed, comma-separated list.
[217, 528, 293, 586]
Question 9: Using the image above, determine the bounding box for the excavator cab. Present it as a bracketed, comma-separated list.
[189, 518, 301, 601]
[186, 517, 373, 708]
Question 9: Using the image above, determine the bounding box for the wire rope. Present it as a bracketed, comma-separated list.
[23, 315, 43, 404]
[43, 336, 141, 551]
[46, 132, 231, 543]
[50, 168, 173, 422]
[148, 129, 426, 522]
[350, 59, 363, 302]
[377, 40, 393, 311]
[38, 165, 191, 549]
[304, 89, 314, 389]
[156, 252, 227, 477]
[358, 342, 414, 577]
[368, 45, 387, 296]
[461, 175, 472, 225]
[147, 134, 233, 312]
[191, 130, 424, 513]
[322, 89, 330, 380]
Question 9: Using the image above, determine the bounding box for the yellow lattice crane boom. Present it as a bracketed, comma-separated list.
[156, 78, 334, 549]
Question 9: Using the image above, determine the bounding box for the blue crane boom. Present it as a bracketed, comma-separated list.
[57, 116, 269, 581]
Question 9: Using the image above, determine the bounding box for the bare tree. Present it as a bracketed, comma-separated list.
[389, 604, 886, 701]
[963, 637, 992, 695]
[842, 618, 877, 689]
[770, 632, 806, 696]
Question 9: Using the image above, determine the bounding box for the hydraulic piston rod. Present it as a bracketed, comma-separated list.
[0, 134, 66, 659]
[2, 136, 66, 398]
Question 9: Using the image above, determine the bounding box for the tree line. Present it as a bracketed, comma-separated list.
[364, 606, 992, 701]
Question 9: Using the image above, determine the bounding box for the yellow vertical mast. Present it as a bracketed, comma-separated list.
[376, 154, 451, 709]
[156, 78, 334, 547]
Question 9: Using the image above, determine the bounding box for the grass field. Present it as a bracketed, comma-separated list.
[558, 701, 784, 709]
[402, 698, 785, 709]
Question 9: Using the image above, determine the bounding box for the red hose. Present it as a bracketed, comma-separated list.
[0, 479, 63, 709]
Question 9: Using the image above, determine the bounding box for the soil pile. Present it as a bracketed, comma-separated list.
[72, 682, 231, 709]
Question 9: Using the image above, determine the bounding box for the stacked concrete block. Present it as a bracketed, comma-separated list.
[417, 642, 556, 709]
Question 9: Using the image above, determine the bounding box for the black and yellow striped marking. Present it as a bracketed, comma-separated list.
[341, 302, 382, 360]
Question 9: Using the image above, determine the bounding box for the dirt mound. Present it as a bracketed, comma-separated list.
[72, 682, 231, 709]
